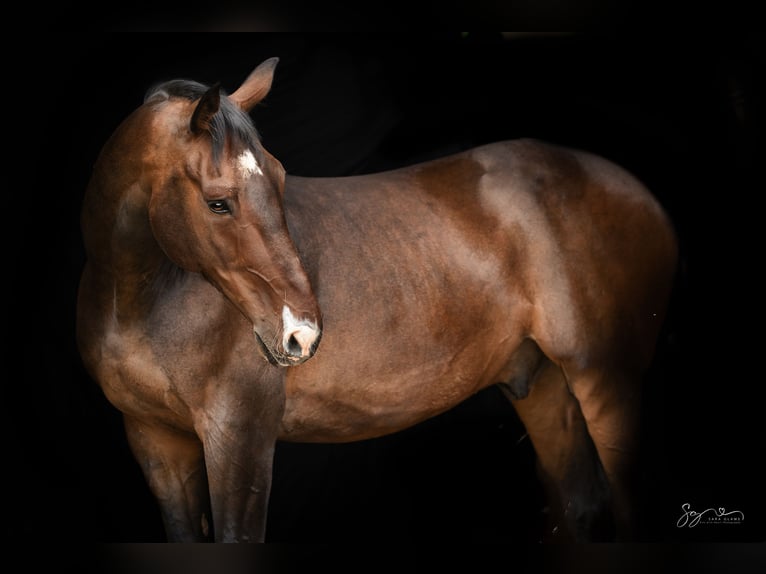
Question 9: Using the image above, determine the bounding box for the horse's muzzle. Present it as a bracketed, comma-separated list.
[280, 305, 321, 364]
[282, 324, 321, 363]
[253, 306, 322, 367]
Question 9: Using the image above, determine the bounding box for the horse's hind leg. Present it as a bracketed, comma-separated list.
[502, 360, 614, 542]
[123, 415, 211, 542]
[562, 365, 642, 540]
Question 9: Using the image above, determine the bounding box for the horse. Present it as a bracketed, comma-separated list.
[76, 57, 678, 542]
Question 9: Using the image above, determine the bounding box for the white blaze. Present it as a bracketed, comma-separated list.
[237, 149, 263, 177]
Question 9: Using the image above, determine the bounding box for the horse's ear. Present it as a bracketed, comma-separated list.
[190, 83, 221, 134]
[229, 57, 279, 112]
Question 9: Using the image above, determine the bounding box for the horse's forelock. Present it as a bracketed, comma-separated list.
[144, 79, 262, 166]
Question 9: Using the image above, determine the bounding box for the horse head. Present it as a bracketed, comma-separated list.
[144, 58, 321, 366]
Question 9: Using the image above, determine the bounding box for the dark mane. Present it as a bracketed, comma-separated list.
[144, 79, 261, 166]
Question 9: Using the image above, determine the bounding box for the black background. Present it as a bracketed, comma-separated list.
[6, 31, 765, 553]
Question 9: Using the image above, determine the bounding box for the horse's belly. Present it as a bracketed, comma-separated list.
[279, 343, 510, 442]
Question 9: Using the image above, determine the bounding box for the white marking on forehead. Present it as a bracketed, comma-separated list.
[237, 149, 263, 177]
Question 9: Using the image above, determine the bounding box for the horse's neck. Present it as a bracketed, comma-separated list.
[81, 167, 176, 320]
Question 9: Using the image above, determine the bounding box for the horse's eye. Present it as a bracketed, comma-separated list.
[207, 200, 231, 214]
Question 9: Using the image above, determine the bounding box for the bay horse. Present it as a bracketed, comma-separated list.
[76, 57, 678, 542]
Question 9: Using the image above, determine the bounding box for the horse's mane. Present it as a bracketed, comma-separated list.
[144, 79, 262, 166]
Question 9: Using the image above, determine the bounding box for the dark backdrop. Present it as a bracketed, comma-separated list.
[6, 33, 764, 544]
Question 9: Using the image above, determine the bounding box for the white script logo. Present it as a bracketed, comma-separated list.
[676, 503, 744, 528]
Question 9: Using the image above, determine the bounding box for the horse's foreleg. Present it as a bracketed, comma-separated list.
[197, 387, 283, 543]
[123, 415, 210, 542]
[503, 360, 614, 542]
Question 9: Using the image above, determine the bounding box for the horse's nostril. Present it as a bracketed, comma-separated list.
[286, 334, 302, 357]
[282, 323, 321, 361]
[281, 305, 321, 361]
